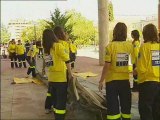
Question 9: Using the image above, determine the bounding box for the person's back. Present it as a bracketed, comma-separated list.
[137, 42, 159, 83]
[136, 23, 160, 120]
[99, 22, 133, 120]
[48, 42, 69, 82]
[43, 28, 72, 120]
[105, 41, 133, 82]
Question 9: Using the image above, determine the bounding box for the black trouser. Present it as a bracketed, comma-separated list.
[132, 64, 138, 90]
[26, 56, 36, 77]
[10, 52, 18, 68]
[70, 52, 76, 69]
[17, 54, 26, 68]
[45, 71, 69, 110]
[45, 82, 54, 110]
[139, 82, 160, 120]
[48, 82, 68, 120]
[106, 80, 131, 120]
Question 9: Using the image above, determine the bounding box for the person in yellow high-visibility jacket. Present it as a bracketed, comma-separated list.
[134, 24, 160, 120]
[131, 30, 140, 91]
[26, 41, 39, 78]
[42, 29, 72, 120]
[99, 22, 134, 120]
[8, 39, 18, 68]
[69, 41, 77, 69]
[16, 40, 26, 68]
[45, 26, 71, 115]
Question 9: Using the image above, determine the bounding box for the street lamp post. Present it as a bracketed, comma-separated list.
[33, 21, 37, 41]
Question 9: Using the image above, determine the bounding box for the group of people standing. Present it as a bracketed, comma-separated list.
[8, 39, 27, 68]
[7, 39, 41, 78]
[6, 22, 159, 120]
[42, 23, 159, 120]
[99, 23, 159, 120]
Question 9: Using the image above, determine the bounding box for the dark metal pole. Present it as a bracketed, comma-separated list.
[34, 24, 37, 41]
[158, 0, 160, 32]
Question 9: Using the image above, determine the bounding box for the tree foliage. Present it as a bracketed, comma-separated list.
[108, 2, 114, 22]
[21, 9, 98, 46]
[66, 10, 97, 45]
[46, 8, 73, 35]
[21, 20, 48, 42]
[1, 24, 11, 43]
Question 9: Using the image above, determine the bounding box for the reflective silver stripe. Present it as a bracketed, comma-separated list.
[11, 61, 14, 62]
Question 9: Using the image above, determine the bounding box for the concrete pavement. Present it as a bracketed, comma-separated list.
[1, 59, 54, 120]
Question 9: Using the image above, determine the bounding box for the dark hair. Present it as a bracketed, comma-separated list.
[113, 22, 127, 41]
[53, 26, 66, 41]
[36, 40, 41, 47]
[42, 29, 58, 54]
[143, 24, 159, 43]
[131, 30, 140, 40]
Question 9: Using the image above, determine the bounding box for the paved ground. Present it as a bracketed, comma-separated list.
[74, 56, 140, 120]
[1, 59, 54, 120]
[1, 53, 140, 120]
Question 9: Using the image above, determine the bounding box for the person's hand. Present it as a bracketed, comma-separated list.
[98, 81, 104, 92]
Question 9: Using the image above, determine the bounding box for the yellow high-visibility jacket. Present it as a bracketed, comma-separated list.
[59, 40, 70, 54]
[105, 41, 134, 82]
[48, 42, 70, 82]
[16, 44, 25, 55]
[137, 42, 160, 83]
[132, 40, 140, 64]
[70, 43, 77, 53]
[27, 45, 39, 57]
[8, 44, 16, 53]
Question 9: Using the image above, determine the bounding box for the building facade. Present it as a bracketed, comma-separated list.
[132, 16, 158, 31]
[8, 19, 32, 41]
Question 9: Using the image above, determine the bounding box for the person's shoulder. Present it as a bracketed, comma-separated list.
[54, 42, 64, 48]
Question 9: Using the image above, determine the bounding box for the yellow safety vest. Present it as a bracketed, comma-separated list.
[105, 41, 134, 82]
[137, 42, 160, 83]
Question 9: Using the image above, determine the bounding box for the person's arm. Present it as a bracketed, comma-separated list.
[98, 44, 111, 91]
[57, 43, 73, 79]
[137, 45, 147, 74]
[99, 62, 111, 91]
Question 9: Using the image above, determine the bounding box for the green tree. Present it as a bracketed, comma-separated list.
[21, 20, 48, 42]
[46, 8, 73, 35]
[108, 2, 114, 22]
[1, 24, 11, 43]
[66, 10, 97, 45]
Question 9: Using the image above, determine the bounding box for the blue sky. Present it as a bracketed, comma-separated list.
[1, 0, 158, 26]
